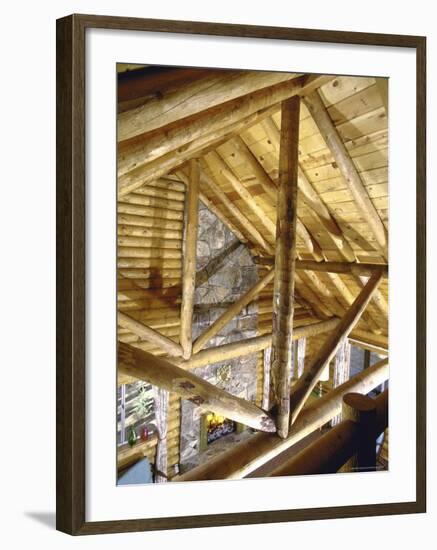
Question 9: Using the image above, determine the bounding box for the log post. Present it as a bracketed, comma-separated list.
[180, 159, 200, 359]
[341, 392, 378, 472]
[118, 342, 276, 433]
[270, 95, 300, 438]
[296, 338, 307, 379]
[331, 337, 351, 426]
[262, 347, 272, 410]
[289, 269, 384, 425]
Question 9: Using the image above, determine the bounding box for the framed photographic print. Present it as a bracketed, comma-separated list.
[56, 14, 426, 535]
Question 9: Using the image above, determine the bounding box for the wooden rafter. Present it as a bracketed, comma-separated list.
[199, 163, 275, 255]
[289, 269, 385, 425]
[118, 75, 331, 178]
[118, 71, 301, 141]
[118, 343, 276, 433]
[180, 159, 199, 359]
[260, 115, 356, 262]
[118, 312, 183, 357]
[303, 90, 388, 254]
[270, 95, 300, 438]
[118, 103, 280, 197]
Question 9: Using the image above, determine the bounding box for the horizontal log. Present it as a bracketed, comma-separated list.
[253, 258, 388, 277]
[270, 389, 388, 476]
[118, 312, 183, 357]
[118, 343, 276, 432]
[181, 319, 340, 368]
[174, 358, 388, 481]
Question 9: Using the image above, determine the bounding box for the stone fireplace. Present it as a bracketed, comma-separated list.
[179, 201, 259, 473]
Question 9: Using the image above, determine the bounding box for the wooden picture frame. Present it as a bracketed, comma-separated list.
[56, 13, 426, 535]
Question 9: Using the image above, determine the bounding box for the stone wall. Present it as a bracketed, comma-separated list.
[179, 202, 259, 471]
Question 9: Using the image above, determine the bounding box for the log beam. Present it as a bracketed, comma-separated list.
[192, 269, 275, 354]
[118, 71, 300, 141]
[288, 269, 384, 425]
[174, 358, 388, 481]
[270, 390, 387, 477]
[118, 343, 276, 432]
[180, 159, 199, 359]
[199, 165, 275, 255]
[118, 312, 183, 357]
[304, 91, 388, 254]
[260, 115, 356, 262]
[118, 75, 331, 178]
[331, 336, 351, 426]
[270, 95, 300, 438]
[253, 258, 388, 278]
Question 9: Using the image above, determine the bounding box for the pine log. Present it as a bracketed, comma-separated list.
[118, 343, 276, 432]
[199, 165, 275, 255]
[118, 312, 183, 357]
[118, 75, 330, 177]
[180, 159, 199, 359]
[253, 258, 388, 278]
[270, 95, 300, 438]
[174, 358, 388, 481]
[289, 269, 384, 425]
[304, 91, 388, 254]
[261, 115, 356, 262]
[118, 104, 280, 197]
[192, 269, 275, 354]
[270, 390, 387, 476]
[331, 336, 351, 426]
[176, 318, 339, 370]
[118, 71, 300, 140]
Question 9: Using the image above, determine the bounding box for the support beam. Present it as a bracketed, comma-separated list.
[325, 272, 382, 334]
[174, 358, 388, 481]
[118, 75, 331, 178]
[297, 167, 357, 262]
[262, 347, 272, 410]
[118, 312, 183, 357]
[199, 165, 275, 255]
[180, 159, 199, 359]
[253, 258, 388, 278]
[296, 338, 307, 379]
[118, 71, 300, 141]
[192, 269, 275, 354]
[119, 319, 340, 383]
[260, 115, 356, 262]
[118, 343, 276, 433]
[270, 95, 300, 438]
[118, 104, 280, 197]
[331, 336, 351, 426]
[289, 269, 384, 425]
[304, 91, 388, 254]
[212, 157, 277, 236]
[270, 390, 387, 477]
